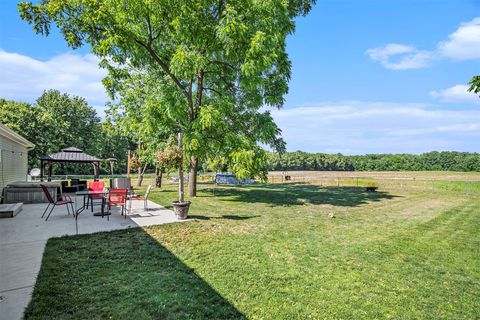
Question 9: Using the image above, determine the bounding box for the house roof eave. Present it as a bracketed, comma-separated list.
[0, 123, 35, 150]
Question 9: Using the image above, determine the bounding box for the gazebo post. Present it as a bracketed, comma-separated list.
[40, 159, 44, 181]
[48, 162, 53, 181]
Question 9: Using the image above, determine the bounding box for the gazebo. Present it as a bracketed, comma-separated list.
[40, 147, 101, 180]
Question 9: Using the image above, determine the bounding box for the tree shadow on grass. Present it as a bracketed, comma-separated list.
[189, 214, 260, 221]
[25, 228, 245, 320]
[203, 183, 399, 207]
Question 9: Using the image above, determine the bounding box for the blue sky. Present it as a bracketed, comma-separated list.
[1, 0, 480, 154]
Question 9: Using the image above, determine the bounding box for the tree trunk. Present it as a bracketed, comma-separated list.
[127, 150, 131, 177]
[92, 163, 99, 181]
[178, 132, 184, 203]
[137, 164, 148, 187]
[137, 176, 143, 186]
[137, 163, 142, 186]
[186, 69, 203, 198]
[155, 168, 163, 188]
[137, 169, 143, 186]
[188, 156, 198, 197]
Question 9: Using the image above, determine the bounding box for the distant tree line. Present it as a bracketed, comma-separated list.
[3, 90, 479, 175]
[268, 151, 480, 172]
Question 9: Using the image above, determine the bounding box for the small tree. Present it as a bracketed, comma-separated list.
[131, 146, 155, 187]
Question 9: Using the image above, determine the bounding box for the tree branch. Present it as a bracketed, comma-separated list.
[215, 0, 225, 20]
[133, 39, 190, 101]
[188, 79, 194, 121]
[207, 59, 235, 70]
[203, 86, 223, 96]
[194, 69, 204, 116]
[146, 14, 153, 46]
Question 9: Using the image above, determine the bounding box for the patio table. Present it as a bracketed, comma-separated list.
[72, 189, 133, 234]
[75, 189, 136, 216]
[75, 190, 108, 217]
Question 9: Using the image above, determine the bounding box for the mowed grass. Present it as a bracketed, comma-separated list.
[25, 183, 480, 319]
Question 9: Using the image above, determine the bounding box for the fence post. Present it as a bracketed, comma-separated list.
[432, 179, 435, 193]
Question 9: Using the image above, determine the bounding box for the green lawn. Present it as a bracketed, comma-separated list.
[26, 183, 480, 319]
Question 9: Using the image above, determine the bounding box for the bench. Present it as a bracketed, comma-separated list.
[0, 203, 23, 218]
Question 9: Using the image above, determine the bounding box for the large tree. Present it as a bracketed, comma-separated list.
[0, 90, 102, 171]
[19, 0, 315, 196]
[0, 99, 40, 164]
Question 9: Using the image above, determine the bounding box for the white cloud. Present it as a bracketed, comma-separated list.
[2, 50, 479, 155]
[270, 101, 480, 154]
[367, 17, 480, 70]
[430, 84, 480, 104]
[0, 49, 108, 108]
[366, 44, 433, 70]
[438, 17, 480, 60]
[389, 123, 480, 136]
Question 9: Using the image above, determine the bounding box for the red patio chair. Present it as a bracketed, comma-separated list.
[87, 181, 105, 212]
[104, 188, 128, 220]
[40, 184, 74, 221]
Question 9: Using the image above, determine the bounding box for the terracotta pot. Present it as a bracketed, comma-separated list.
[172, 200, 191, 220]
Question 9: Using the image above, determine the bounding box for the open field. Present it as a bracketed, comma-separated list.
[269, 170, 480, 180]
[268, 171, 480, 194]
[44, 170, 480, 182]
[25, 182, 480, 319]
[59, 169, 480, 185]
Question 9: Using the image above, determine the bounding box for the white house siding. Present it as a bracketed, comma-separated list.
[0, 135, 29, 191]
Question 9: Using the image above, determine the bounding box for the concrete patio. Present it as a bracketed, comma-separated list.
[0, 196, 185, 320]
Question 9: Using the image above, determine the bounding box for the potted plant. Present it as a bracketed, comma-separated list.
[156, 133, 190, 219]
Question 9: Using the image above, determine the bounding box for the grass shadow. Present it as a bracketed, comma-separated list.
[189, 214, 260, 221]
[203, 183, 399, 207]
[24, 228, 245, 319]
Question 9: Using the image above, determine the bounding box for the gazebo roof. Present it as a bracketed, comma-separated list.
[40, 147, 101, 163]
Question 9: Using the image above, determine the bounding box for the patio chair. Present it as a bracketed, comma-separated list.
[70, 179, 87, 192]
[104, 188, 128, 220]
[40, 184, 74, 221]
[129, 185, 153, 212]
[86, 181, 105, 212]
